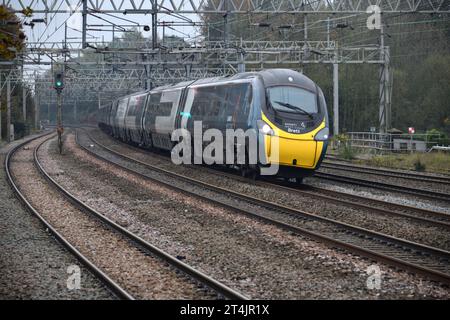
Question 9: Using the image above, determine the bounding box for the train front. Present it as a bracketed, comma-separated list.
[256, 69, 329, 179]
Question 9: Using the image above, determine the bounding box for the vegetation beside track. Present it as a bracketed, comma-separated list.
[327, 151, 450, 175]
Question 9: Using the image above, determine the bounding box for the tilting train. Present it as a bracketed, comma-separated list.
[98, 69, 329, 182]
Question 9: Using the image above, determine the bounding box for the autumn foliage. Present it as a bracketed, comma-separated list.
[0, 5, 25, 60]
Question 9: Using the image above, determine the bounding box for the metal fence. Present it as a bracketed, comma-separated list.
[344, 132, 448, 153]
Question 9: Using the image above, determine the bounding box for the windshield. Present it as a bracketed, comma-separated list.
[267, 86, 318, 114]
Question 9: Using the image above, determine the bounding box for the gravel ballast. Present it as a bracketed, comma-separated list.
[10, 134, 211, 300]
[85, 128, 450, 251]
[317, 166, 450, 195]
[0, 133, 114, 300]
[46, 131, 450, 299]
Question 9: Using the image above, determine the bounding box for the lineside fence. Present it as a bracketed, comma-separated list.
[335, 132, 450, 153]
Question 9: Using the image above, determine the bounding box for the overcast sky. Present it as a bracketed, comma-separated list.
[17, 1, 201, 77]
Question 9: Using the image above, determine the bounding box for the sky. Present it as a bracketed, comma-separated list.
[13, 0, 202, 78]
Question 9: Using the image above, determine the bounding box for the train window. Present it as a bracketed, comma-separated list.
[189, 83, 250, 122]
[143, 92, 161, 128]
[209, 86, 226, 117]
[243, 85, 252, 116]
[127, 96, 138, 116]
[267, 86, 318, 114]
[158, 90, 180, 116]
[221, 83, 250, 120]
[147, 92, 162, 114]
[190, 88, 208, 117]
[126, 94, 146, 117]
[116, 98, 129, 119]
[157, 102, 173, 116]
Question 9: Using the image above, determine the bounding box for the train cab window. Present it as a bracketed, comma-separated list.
[267, 86, 317, 114]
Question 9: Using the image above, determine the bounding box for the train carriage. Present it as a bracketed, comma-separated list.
[98, 69, 329, 182]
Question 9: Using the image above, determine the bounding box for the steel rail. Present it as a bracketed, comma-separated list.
[273, 183, 450, 229]
[321, 161, 450, 185]
[35, 134, 248, 301]
[314, 172, 450, 203]
[91, 127, 450, 228]
[84, 127, 450, 229]
[78, 129, 450, 285]
[4, 133, 134, 300]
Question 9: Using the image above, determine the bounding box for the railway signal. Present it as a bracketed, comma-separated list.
[53, 69, 65, 154]
[54, 72, 64, 91]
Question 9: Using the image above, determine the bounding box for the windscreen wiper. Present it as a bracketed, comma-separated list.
[273, 101, 314, 119]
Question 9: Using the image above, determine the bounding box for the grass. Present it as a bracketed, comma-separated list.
[356, 152, 450, 174]
[337, 143, 356, 160]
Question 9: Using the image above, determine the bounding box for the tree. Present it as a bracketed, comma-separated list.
[0, 5, 25, 60]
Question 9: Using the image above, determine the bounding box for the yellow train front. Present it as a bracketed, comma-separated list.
[254, 69, 329, 182]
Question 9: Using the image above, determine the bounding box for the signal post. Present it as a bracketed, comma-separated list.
[54, 69, 64, 154]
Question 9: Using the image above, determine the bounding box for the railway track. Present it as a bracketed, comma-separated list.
[321, 160, 450, 185]
[313, 171, 450, 203]
[78, 128, 450, 285]
[6, 133, 247, 300]
[286, 184, 450, 229]
[86, 128, 450, 230]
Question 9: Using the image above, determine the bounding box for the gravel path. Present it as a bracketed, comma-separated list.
[0, 133, 114, 300]
[10, 134, 209, 300]
[57, 131, 450, 299]
[86, 128, 450, 251]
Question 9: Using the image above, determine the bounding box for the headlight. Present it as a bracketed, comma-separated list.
[314, 127, 329, 141]
[257, 120, 274, 136]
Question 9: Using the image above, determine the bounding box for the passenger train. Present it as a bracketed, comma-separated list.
[98, 69, 329, 182]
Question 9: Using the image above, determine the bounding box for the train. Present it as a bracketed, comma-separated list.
[98, 69, 329, 183]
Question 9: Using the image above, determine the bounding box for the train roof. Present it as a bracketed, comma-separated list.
[152, 69, 316, 92]
[257, 69, 317, 91]
[106, 69, 318, 105]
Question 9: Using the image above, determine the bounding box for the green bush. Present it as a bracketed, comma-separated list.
[332, 134, 357, 160]
[414, 158, 426, 172]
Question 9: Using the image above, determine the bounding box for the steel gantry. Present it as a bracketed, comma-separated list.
[3, 0, 450, 136]
[5, 0, 450, 14]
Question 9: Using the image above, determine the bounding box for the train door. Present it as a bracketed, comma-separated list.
[228, 83, 252, 130]
[154, 89, 182, 150]
[221, 82, 253, 168]
[115, 97, 129, 140]
[143, 91, 162, 148]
